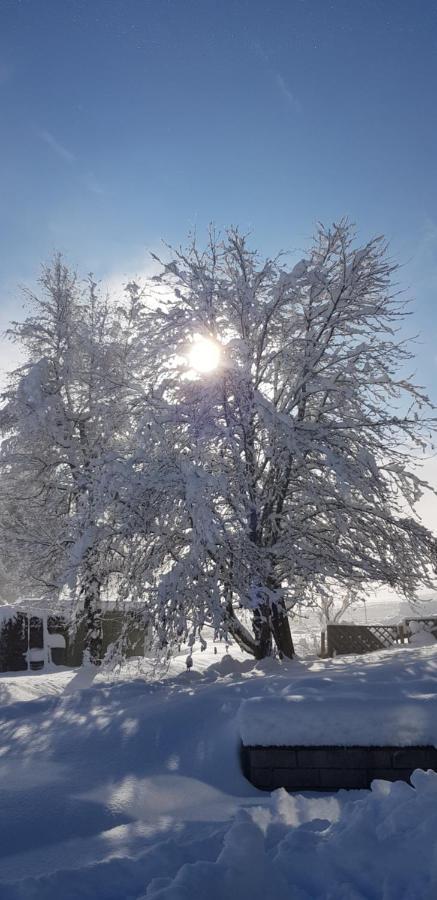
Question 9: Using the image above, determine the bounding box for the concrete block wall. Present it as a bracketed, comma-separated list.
[242, 745, 437, 791]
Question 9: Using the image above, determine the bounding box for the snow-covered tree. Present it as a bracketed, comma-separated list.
[113, 222, 437, 659]
[305, 584, 363, 628]
[2, 223, 436, 663]
[0, 258, 150, 661]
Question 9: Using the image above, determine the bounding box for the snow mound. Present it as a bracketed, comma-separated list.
[239, 694, 437, 747]
[240, 643, 437, 747]
[141, 772, 437, 899]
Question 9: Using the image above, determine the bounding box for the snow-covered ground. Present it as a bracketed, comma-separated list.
[1, 642, 437, 898]
[240, 642, 437, 747]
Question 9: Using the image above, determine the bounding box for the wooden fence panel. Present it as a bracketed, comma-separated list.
[326, 624, 403, 657]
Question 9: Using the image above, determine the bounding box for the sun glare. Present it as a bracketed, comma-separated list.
[188, 336, 220, 373]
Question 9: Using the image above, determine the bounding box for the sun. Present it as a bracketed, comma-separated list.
[188, 335, 221, 373]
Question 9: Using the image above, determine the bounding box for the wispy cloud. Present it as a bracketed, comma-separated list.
[80, 171, 105, 196]
[36, 128, 106, 196]
[275, 73, 301, 112]
[250, 39, 301, 114]
[37, 129, 75, 164]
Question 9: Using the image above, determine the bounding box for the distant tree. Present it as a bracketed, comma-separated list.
[306, 584, 362, 628]
[114, 222, 437, 659]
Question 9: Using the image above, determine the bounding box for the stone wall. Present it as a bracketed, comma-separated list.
[242, 745, 437, 791]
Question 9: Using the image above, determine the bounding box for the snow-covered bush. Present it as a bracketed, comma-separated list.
[409, 620, 437, 646]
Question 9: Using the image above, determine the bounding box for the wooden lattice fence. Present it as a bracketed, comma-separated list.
[324, 623, 407, 658]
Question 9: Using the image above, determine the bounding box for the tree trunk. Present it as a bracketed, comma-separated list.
[84, 602, 103, 665]
[225, 600, 264, 659]
[224, 588, 293, 661]
[252, 602, 273, 658]
[82, 572, 103, 665]
[271, 599, 295, 659]
[225, 598, 273, 659]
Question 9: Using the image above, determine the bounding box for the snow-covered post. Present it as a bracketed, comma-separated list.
[320, 631, 326, 658]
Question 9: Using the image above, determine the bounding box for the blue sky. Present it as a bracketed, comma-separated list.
[1, 0, 437, 393]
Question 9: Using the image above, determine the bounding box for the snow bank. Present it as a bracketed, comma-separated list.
[239, 694, 437, 747]
[141, 771, 437, 900]
[5, 771, 437, 899]
[2, 644, 437, 898]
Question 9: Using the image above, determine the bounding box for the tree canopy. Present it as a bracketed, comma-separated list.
[1, 222, 436, 660]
